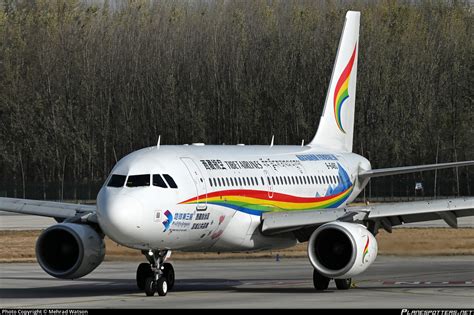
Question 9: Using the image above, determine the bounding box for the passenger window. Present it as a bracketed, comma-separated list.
[107, 174, 126, 187]
[209, 178, 213, 187]
[163, 174, 178, 188]
[261, 177, 265, 185]
[127, 174, 150, 187]
[303, 177, 307, 185]
[226, 178, 230, 186]
[250, 177, 254, 186]
[254, 177, 258, 186]
[239, 178, 243, 186]
[284, 177, 288, 185]
[153, 174, 168, 188]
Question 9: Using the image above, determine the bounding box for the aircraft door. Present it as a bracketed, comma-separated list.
[180, 157, 207, 211]
[264, 170, 274, 199]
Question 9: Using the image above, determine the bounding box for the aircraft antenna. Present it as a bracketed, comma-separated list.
[301, 139, 305, 147]
[157, 135, 161, 150]
[270, 135, 274, 147]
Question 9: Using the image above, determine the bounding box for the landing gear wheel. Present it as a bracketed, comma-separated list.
[313, 269, 330, 291]
[335, 278, 352, 290]
[162, 263, 175, 290]
[156, 277, 168, 296]
[141, 249, 173, 297]
[137, 263, 153, 290]
[144, 277, 156, 296]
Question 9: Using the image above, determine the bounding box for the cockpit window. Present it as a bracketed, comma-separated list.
[107, 174, 126, 187]
[153, 174, 168, 188]
[163, 174, 178, 188]
[126, 174, 150, 187]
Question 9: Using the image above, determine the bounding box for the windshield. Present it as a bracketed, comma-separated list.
[107, 174, 127, 187]
[126, 174, 150, 187]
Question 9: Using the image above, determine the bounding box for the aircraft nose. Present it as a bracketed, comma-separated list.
[97, 191, 144, 244]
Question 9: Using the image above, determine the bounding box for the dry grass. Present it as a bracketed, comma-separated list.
[0, 228, 472, 263]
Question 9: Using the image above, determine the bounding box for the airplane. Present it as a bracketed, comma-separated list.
[1, 11, 473, 297]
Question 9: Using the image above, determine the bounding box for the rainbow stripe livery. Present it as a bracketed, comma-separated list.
[362, 235, 369, 263]
[333, 44, 357, 133]
[179, 186, 354, 216]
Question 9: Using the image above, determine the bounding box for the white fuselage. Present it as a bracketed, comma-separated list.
[96, 145, 371, 253]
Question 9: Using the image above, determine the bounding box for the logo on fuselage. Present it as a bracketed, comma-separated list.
[162, 210, 173, 232]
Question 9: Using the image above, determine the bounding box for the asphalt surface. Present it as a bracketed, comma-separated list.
[1, 256, 473, 308]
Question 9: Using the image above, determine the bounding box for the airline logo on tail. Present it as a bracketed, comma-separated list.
[334, 44, 357, 133]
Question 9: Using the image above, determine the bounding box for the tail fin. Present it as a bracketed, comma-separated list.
[309, 11, 360, 152]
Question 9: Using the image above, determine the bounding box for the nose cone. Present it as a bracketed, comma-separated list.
[97, 189, 144, 245]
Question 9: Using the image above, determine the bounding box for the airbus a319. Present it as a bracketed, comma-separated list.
[1, 11, 472, 297]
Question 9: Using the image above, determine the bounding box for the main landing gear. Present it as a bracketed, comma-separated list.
[136, 249, 175, 296]
[313, 269, 352, 291]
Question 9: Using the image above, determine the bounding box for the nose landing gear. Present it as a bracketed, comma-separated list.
[137, 249, 175, 296]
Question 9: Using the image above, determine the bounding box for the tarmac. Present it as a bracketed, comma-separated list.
[1, 256, 473, 308]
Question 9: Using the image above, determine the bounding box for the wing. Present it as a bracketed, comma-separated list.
[262, 197, 474, 238]
[358, 161, 474, 181]
[0, 197, 97, 224]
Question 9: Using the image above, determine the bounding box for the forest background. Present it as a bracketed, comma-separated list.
[0, 0, 472, 201]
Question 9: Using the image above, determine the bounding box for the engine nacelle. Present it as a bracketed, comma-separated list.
[308, 221, 377, 279]
[36, 223, 105, 279]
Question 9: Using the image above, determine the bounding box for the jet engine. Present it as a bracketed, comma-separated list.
[35, 223, 105, 279]
[308, 221, 377, 279]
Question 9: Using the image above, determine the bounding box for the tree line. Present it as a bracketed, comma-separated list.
[0, 0, 472, 200]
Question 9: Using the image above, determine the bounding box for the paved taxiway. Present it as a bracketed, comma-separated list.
[1, 256, 473, 308]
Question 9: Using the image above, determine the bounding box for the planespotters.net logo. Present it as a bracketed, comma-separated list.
[402, 310, 473, 315]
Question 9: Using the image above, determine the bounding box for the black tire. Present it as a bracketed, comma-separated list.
[156, 277, 168, 296]
[313, 269, 330, 291]
[162, 263, 175, 290]
[136, 263, 153, 290]
[335, 278, 352, 290]
[144, 277, 156, 296]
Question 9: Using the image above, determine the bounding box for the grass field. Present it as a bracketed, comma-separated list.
[1, 228, 473, 263]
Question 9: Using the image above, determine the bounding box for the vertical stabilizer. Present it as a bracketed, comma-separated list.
[309, 11, 360, 152]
